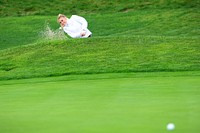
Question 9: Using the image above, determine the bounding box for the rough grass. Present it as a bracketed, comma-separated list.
[0, 0, 199, 16]
[0, 36, 199, 80]
[0, 1, 200, 133]
[0, 8, 199, 49]
[0, 1, 199, 80]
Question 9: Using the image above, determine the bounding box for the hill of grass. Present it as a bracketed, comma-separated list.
[0, 36, 199, 80]
[0, 1, 199, 80]
[0, 8, 199, 49]
[0, 1, 200, 132]
[0, 0, 199, 17]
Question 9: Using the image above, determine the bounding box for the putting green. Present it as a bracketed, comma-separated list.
[0, 72, 199, 133]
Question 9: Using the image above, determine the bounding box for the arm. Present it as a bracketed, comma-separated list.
[63, 26, 81, 38]
[72, 15, 88, 31]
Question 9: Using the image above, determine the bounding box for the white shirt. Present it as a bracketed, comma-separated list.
[63, 15, 92, 38]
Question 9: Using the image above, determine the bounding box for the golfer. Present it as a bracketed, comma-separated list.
[57, 14, 92, 38]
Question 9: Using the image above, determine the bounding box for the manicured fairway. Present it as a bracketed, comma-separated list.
[0, 72, 199, 133]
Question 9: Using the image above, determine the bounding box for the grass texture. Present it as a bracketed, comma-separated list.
[1, 0, 199, 16]
[0, 1, 200, 133]
[0, 8, 199, 80]
[0, 72, 200, 133]
[0, 8, 199, 49]
[0, 36, 199, 80]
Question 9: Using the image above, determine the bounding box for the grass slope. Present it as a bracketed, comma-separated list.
[0, 8, 199, 80]
[0, 36, 199, 80]
[0, 72, 200, 133]
[1, 0, 199, 16]
[0, 1, 200, 132]
[0, 8, 199, 49]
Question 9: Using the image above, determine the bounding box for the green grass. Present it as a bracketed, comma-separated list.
[0, 1, 200, 132]
[0, 36, 199, 80]
[0, 8, 199, 50]
[0, 72, 200, 133]
[0, 8, 199, 80]
[1, 0, 199, 16]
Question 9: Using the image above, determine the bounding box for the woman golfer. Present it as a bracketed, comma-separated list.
[57, 14, 92, 38]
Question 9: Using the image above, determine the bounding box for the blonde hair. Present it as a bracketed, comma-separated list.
[57, 14, 67, 22]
